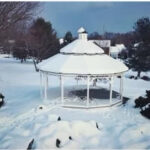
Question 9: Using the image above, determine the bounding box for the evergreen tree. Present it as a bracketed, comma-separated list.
[13, 40, 28, 63]
[128, 17, 150, 77]
[63, 31, 73, 45]
[134, 17, 150, 44]
[28, 18, 60, 62]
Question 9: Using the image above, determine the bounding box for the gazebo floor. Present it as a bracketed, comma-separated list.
[62, 100, 122, 109]
[62, 96, 122, 108]
[45, 87, 129, 108]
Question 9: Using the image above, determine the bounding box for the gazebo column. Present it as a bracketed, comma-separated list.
[109, 76, 113, 105]
[60, 75, 64, 105]
[86, 75, 90, 107]
[44, 73, 48, 101]
[120, 74, 123, 102]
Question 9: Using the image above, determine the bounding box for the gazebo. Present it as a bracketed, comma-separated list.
[37, 27, 128, 108]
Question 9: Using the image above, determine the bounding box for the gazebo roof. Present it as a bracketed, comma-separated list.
[60, 39, 104, 54]
[38, 54, 128, 75]
[38, 27, 128, 76]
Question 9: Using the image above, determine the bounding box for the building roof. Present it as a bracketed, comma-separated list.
[91, 40, 111, 48]
[110, 44, 126, 54]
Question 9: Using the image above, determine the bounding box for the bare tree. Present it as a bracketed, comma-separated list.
[0, 2, 40, 32]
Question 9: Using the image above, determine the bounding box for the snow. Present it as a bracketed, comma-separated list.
[38, 54, 128, 75]
[91, 40, 111, 48]
[0, 54, 150, 149]
[44, 28, 128, 75]
[77, 27, 86, 33]
[59, 38, 64, 45]
[110, 44, 126, 58]
[60, 39, 104, 54]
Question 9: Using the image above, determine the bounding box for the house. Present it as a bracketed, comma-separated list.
[110, 44, 126, 58]
[90, 40, 111, 55]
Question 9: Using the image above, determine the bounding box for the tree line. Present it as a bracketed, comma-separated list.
[88, 18, 150, 77]
[0, 2, 60, 64]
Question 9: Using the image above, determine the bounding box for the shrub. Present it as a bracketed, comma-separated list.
[135, 96, 149, 108]
[146, 90, 150, 98]
[0, 93, 5, 108]
[135, 90, 150, 119]
[135, 90, 150, 108]
[56, 139, 61, 148]
[141, 76, 150, 81]
[141, 106, 150, 119]
[128, 75, 135, 79]
[27, 139, 35, 150]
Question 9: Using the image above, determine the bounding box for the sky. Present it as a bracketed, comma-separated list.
[40, 2, 150, 37]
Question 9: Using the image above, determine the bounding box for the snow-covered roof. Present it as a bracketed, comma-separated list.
[110, 46, 120, 53]
[116, 44, 126, 51]
[60, 27, 103, 54]
[38, 28, 128, 76]
[78, 27, 86, 33]
[38, 53, 128, 75]
[110, 44, 126, 54]
[91, 40, 111, 48]
[134, 42, 140, 48]
[60, 39, 104, 54]
[59, 38, 64, 45]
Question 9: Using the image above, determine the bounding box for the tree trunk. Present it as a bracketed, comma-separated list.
[137, 70, 141, 78]
[33, 59, 39, 72]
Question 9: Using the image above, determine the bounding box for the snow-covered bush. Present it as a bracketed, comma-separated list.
[0, 93, 5, 108]
[141, 76, 150, 81]
[135, 96, 148, 108]
[141, 106, 150, 119]
[27, 139, 35, 150]
[56, 139, 61, 148]
[135, 90, 150, 119]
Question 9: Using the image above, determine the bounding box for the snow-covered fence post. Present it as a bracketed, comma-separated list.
[120, 74, 123, 102]
[60, 75, 64, 105]
[44, 73, 48, 101]
[87, 75, 90, 107]
[109, 76, 113, 105]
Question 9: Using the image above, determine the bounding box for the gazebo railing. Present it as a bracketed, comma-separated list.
[40, 71, 124, 109]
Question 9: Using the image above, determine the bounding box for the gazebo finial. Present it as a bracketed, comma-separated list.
[78, 27, 86, 33]
[78, 27, 88, 40]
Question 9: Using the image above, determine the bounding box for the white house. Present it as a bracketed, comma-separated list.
[110, 44, 126, 58]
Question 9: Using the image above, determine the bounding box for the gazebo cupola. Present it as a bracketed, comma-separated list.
[38, 27, 128, 108]
[78, 27, 88, 41]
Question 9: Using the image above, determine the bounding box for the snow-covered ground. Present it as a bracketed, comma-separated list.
[0, 55, 150, 149]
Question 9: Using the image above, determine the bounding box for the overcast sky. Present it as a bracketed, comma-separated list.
[40, 2, 150, 37]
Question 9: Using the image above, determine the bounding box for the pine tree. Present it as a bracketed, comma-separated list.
[28, 18, 60, 62]
[128, 17, 150, 77]
[63, 31, 73, 46]
[13, 40, 28, 63]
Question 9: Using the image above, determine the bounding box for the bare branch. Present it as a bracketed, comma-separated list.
[0, 2, 40, 32]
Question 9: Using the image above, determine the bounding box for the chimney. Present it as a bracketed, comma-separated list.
[78, 27, 88, 41]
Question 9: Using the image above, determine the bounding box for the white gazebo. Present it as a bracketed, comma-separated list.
[37, 27, 128, 108]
